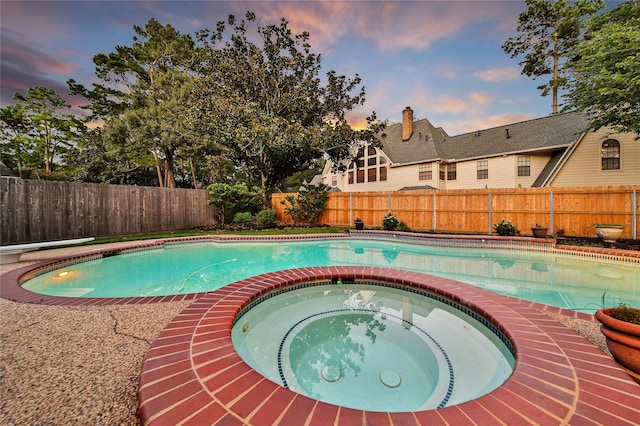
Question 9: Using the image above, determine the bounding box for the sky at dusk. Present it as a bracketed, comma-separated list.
[0, 0, 607, 135]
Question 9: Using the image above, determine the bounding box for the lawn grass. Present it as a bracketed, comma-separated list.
[92, 226, 349, 245]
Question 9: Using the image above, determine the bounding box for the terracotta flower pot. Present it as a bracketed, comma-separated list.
[532, 227, 548, 238]
[595, 308, 640, 383]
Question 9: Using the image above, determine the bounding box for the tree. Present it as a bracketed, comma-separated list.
[0, 104, 37, 175]
[503, 0, 605, 114]
[564, 0, 640, 139]
[69, 19, 199, 188]
[2, 86, 84, 175]
[192, 12, 384, 208]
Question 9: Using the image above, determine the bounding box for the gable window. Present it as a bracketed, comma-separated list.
[419, 163, 432, 180]
[477, 160, 488, 180]
[331, 174, 337, 187]
[350, 144, 388, 184]
[447, 163, 457, 180]
[602, 139, 620, 170]
[518, 156, 530, 177]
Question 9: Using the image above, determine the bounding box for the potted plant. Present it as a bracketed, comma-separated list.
[594, 224, 624, 242]
[354, 218, 364, 230]
[595, 303, 640, 383]
[531, 223, 548, 238]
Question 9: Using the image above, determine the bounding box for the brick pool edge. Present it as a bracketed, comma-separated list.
[137, 266, 640, 425]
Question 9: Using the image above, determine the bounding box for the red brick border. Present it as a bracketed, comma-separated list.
[137, 267, 640, 425]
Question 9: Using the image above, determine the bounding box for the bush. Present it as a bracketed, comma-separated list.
[233, 212, 255, 228]
[382, 211, 399, 231]
[494, 219, 518, 236]
[280, 182, 330, 224]
[207, 183, 262, 225]
[256, 208, 277, 228]
[397, 221, 411, 232]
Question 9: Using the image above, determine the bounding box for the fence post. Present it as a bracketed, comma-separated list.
[388, 194, 392, 212]
[633, 189, 637, 239]
[488, 192, 493, 234]
[349, 193, 353, 226]
[550, 191, 554, 235]
[433, 192, 437, 231]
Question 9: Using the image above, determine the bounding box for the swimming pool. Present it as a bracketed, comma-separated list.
[18, 234, 640, 313]
[232, 282, 515, 411]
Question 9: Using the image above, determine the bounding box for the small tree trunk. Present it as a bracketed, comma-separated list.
[164, 147, 176, 188]
[152, 150, 164, 188]
[189, 157, 198, 189]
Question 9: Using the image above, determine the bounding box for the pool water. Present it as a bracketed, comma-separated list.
[232, 283, 515, 412]
[22, 239, 639, 313]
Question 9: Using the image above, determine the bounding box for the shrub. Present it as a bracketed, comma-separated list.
[494, 219, 518, 236]
[397, 221, 411, 232]
[280, 182, 330, 224]
[256, 208, 278, 228]
[382, 211, 399, 231]
[233, 212, 255, 228]
[207, 183, 262, 225]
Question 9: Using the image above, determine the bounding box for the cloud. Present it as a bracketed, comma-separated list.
[473, 66, 521, 82]
[246, 1, 520, 52]
[454, 113, 537, 134]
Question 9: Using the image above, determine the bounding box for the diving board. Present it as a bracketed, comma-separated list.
[0, 237, 95, 264]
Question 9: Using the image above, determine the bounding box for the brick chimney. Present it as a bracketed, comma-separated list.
[402, 106, 413, 141]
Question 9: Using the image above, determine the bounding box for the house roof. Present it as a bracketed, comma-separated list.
[440, 112, 590, 161]
[377, 111, 590, 166]
[380, 118, 448, 165]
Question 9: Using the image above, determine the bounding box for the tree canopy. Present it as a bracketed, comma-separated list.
[0, 86, 84, 176]
[502, 0, 605, 114]
[191, 12, 384, 207]
[564, 0, 640, 139]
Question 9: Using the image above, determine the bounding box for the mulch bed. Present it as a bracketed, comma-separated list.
[556, 236, 639, 251]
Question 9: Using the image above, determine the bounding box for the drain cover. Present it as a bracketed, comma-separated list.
[321, 365, 343, 382]
[380, 369, 401, 388]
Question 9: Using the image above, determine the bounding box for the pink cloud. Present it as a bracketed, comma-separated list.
[456, 113, 537, 134]
[473, 66, 521, 82]
[469, 91, 491, 106]
[245, 1, 520, 52]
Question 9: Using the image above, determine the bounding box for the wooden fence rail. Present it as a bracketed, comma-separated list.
[2, 178, 638, 244]
[272, 186, 639, 239]
[1, 178, 215, 244]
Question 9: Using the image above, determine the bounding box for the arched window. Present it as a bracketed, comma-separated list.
[601, 139, 620, 170]
[349, 145, 388, 184]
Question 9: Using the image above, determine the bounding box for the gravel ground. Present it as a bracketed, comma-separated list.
[0, 242, 611, 425]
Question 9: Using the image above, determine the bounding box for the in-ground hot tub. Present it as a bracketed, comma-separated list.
[232, 279, 515, 412]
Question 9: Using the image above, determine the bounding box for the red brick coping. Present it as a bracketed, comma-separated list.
[1, 231, 637, 307]
[137, 267, 640, 425]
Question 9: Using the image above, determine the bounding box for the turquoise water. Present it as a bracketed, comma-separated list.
[22, 239, 639, 313]
[232, 284, 515, 411]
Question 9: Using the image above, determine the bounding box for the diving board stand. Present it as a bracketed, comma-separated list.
[0, 237, 95, 264]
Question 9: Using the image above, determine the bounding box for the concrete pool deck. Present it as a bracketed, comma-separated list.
[1, 235, 639, 425]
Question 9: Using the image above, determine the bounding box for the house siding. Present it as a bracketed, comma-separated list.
[335, 163, 440, 192]
[447, 156, 515, 189]
[550, 129, 640, 187]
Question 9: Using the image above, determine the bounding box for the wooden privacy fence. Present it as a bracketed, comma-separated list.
[272, 186, 639, 239]
[1, 178, 215, 244]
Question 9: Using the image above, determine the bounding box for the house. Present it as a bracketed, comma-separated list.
[319, 107, 640, 191]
